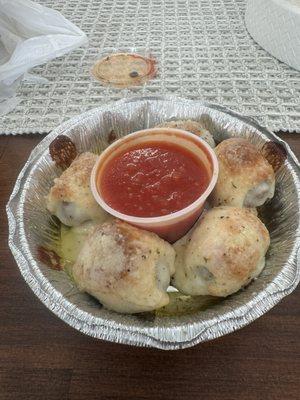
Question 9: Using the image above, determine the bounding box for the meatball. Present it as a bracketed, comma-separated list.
[156, 119, 215, 148]
[72, 220, 176, 313]
[211, 138, 275, 208]
[172, 207, 270, 297]
[46, 152, 108, 226]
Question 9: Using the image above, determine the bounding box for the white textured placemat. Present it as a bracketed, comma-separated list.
[1, 0, 299, 135]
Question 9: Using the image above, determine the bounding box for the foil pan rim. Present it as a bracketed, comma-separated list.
[7, 95, 300, 350]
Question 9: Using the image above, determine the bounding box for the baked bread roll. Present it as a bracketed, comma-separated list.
[156, 120, 215, 148]
[172, 207, 270, 297]
[211, 138, 275, 207]
[46, 152, 108, 226]
[72, 220, 176, 313]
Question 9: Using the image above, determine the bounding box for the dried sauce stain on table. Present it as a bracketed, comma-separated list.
[0, 134, 299, 400]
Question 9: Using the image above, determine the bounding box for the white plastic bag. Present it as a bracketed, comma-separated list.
[0, 0, 88, 116]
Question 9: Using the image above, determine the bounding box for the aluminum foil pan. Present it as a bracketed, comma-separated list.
[7, 96, 300, 350]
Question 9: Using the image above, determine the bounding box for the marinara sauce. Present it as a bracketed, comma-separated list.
[99, 141, 210, 218]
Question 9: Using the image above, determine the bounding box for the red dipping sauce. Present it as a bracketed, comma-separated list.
[99, 141, 210, 218]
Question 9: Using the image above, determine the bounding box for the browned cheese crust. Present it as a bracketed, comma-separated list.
[211, 138, 275, 208]
[72, 220, 176, 313]
[156, 119, 215, 148]
[46, 152, 108, 226]
[172, 206, 270, 297]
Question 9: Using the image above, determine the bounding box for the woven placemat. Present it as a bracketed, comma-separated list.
[1, 0, 299, 135]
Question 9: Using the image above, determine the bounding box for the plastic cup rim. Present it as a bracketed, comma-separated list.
[90, 127, 219, 224]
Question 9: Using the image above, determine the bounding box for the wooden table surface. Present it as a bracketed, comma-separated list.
[0, 133, 299, 400]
